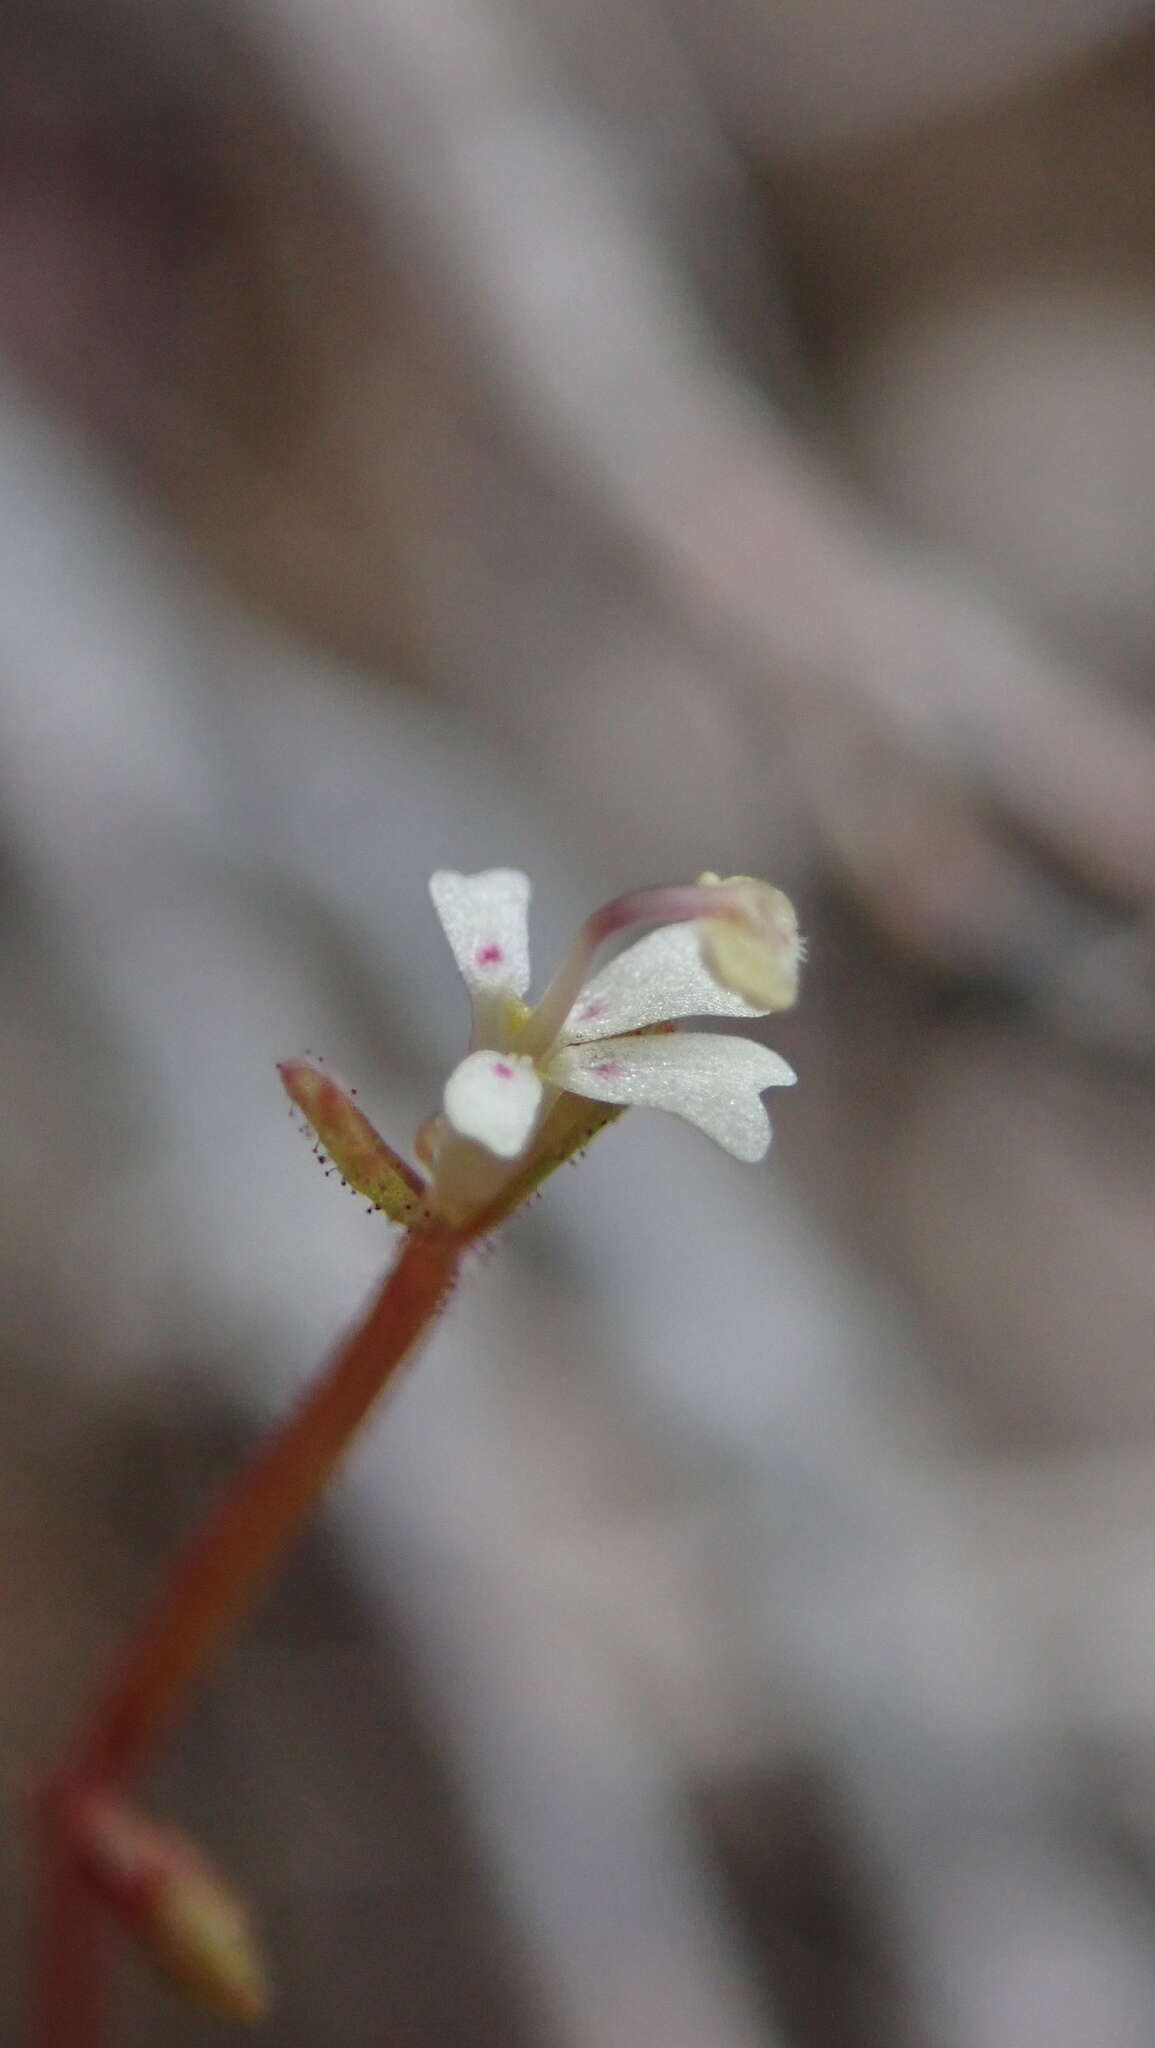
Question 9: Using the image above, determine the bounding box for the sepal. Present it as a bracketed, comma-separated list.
[279, 1059, 427, 1224]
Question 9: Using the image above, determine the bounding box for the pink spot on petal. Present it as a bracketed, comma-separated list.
[476, 942, 504, 967]
[578, 999, 605, 1021]
[591, 1060, 623, 1079]
[492, 1060, 515, 1080]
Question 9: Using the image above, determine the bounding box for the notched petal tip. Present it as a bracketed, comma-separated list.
[429, 868, 532, 999]
[548, 1030, 792, 1162]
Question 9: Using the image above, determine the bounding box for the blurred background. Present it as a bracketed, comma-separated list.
[3, 1, 1155, 2041]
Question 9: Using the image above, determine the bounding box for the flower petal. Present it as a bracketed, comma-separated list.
[430, 870, 531, 1000]
[547, 1032, 795, 1162]
[563, 922, 769, 1043]
[443, 1049, 544, 1159]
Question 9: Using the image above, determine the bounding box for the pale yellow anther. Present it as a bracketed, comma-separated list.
[696, 873, 802, 1012]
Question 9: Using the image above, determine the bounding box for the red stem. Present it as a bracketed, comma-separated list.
[34, 1220, 465, 2044]
[31, 1819, 105, 2048]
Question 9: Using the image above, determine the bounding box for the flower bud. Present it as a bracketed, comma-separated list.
[74, 1794, 270, 2021]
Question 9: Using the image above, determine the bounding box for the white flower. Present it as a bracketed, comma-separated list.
[429, 869, 796, 1184]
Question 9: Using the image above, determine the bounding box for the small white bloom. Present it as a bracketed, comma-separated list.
[430, 869, 796, 1181]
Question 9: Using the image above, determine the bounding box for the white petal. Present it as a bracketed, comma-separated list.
[430, 869, 531, 999]
[563, 922, 769, 1043]
[443, 1049, 543, 1159]
[547, 1032, 795, 1162]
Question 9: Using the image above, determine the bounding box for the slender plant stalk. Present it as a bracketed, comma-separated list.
[34, 1219, 466, 2047]
[30, 1829, 104, 2048]
[30, 863, 801, 2043]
